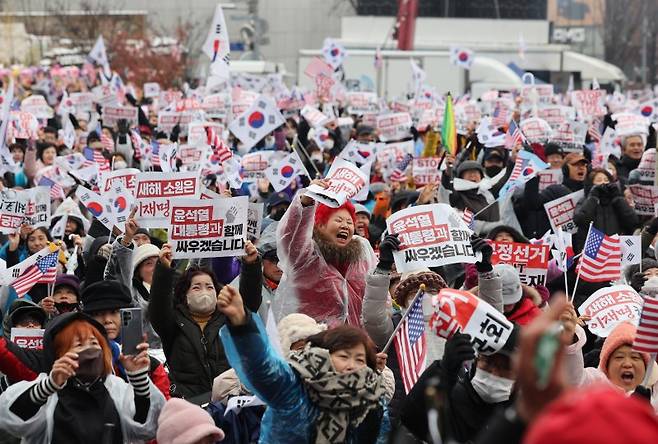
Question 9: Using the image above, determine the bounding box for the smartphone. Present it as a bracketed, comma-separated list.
[120, 308, 143, 356]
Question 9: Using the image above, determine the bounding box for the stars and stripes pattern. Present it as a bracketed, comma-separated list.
[129, 129, 144, 161]
[100, 132, 115, 151]
[207, 127, 233, 163]
[11, 252, 59, 298]
[83, 147, 109, 172]
[505, 119, 525, 149]
[632, 296, 658, 354]
[577, 227, 622, 282]
[462, 208, 475, 230]
[38, 176, 65, 200]
[390, 153, 413, 182]
[492, 103, 508, 128]
[588, 118, 602, 143]
[150, 140, 161, 168]
[394, 293, 427, 394]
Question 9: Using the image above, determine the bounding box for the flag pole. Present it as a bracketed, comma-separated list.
[570, 222, 593, 303]
[382, 285, 426, 353]
[293, 136, 322, 178]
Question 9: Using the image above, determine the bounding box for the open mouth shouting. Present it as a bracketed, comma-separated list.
[336, 230, 350, 245]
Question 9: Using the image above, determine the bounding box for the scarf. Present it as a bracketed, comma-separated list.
[313, 229, 364, 274]
[288, 346, 385, 444]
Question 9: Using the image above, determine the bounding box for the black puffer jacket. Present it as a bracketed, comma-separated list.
[573, 183, 639, 252]
[514, 177, 572, 240]
[149, 260, 262, 403]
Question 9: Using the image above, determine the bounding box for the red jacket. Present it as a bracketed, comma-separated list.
[506, 297, 542, 326]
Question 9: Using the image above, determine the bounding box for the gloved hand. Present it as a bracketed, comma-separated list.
[630, 272, 647, 292]
[439, 332, 474, 390]
[377, 233, 400, 271]
[632, 385, 652, 403]
[117, 119, 129, 135]
[604, 183, 620, 196]
[589, 185, 602, 198]
[647, 217, 658, 235]
[471, 236, 493, 272]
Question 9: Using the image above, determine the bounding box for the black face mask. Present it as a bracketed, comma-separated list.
[485, 165, 503, 177]
[55, 302, 79, 314]
[75, 347, 104, 384]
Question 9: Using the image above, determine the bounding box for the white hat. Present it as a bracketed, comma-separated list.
[132, 244, 160, 271]
[277, 313, 326, 354]
[493, 264, 523, 305]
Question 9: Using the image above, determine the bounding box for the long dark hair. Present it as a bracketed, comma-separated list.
[307, 326, 378, 370]
[173, 265, 222, 306]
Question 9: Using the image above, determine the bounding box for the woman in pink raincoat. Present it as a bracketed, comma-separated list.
[275, 179, 377, 326]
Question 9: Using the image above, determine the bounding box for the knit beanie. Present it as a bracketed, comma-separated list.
[598, 322, 650, 375]
[157, 398, 225, 444]
[132, 243, 160, 271]
[525, 386, 658, 444]
[493, 264, 522, 305]
[393, 269, 447, 307]
[277, 313, 327, 354]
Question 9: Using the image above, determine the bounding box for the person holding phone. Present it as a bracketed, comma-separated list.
[0, 312, 165, 443]
[80, 280, 171, 400]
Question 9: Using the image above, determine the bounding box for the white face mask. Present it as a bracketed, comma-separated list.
[186, 292, 216, 314]
[470, 369, 514, 403]
[114, 160, 127, 170]
[265, 136, 275, 148]
[322, 138, 334, 150]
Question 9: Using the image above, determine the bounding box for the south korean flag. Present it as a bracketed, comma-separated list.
[264, 151, 309, 192]
[620, 235, 642, 267]
[322, 38, 347, 69]
[228, 95, 285, 151]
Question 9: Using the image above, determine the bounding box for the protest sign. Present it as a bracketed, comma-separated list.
[157, 111, 195, 132]
[628, 184, 658, 215]
[135, 171, 200, 228]
[21, 95, 54, 119]
[305, 157, 367, 207]
[188, 121, 224, 146]
[338, 140, 379, 166]
[537, 169, 563, 191]
[11, 328, 44, 350]
[202, 93, 230, 119]
[301, 105, 330, 127]
[247, 202, 263, 240]
[549, 120, 588, 152]
[578, 285, 643, 337]
[0, 189, 31, 234]
[179, 145, 210, 171]
[543, 189, 584, 233]
[102, 105, 138, 125]
[571, 89, 606, 119]
[240, 151, 274, 182]
[520, 84, 554, 108]
[9, 111, 39, 140]
[92, 83, 120, 107]
[612, 112, 649, 136]
[377, 140, 414, 176]
[430, 288, 514, 355]
[23, 187, 51, 229]
[537, 106, 576, 128]
[490, 241, 550, 287]
[376, 112, 412, 142]
[70, 92, 94, 112]
[346, 92, 379, 115]
[100, 168, 140, 194]
[635, 149, 656, 184]
[143, 82, 160, 98]
[412, 157, 442, 186]
[387, 204, 476, 273]
[520, 117, 553, 143]
[158, 90, 184, 110]
[169, 196, 248, 259]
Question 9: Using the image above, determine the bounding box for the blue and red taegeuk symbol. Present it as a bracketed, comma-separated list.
[248, 111, 265, 129]
[280, 164, 295, 178]
[641, 105, 654, 117]
[331, 48, 340, 57]
[87, 201, 104, 217]
[113, 196, 127, 212]
[458, 51, 469, 62]
[522, 166, 535, 177]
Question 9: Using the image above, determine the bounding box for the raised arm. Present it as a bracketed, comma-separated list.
[147, 245, 177, 346]
[238, 241, 263, 313]
[218, 286, 302, 411]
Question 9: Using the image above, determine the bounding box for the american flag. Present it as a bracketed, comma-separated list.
[632, 296, 658, 354]
[505, 119, 525, 149]
[588, 118, 602, 143]
[100, 132, 115, 151]
[11, 252, 59, 298]
[150, 140, 161, 168]
[462, 208, 475, 230]
[38, 176, 65, 200]
[578, 227, 622, 282]
[129, 129, 144, 161]
[492, 103, 508, 128]
[83, 147, 110, 172]
[207, 127, 233, 163]
[390, 153, 413, 182]
[394, 292, 427, 394]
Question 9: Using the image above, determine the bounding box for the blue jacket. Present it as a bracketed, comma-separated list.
[220, 314, 390, 444]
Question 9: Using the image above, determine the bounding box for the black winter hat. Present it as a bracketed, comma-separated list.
[455, 160, 484, 179]
[487, 225, 529, 243]
[81, 280, 133, 313]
